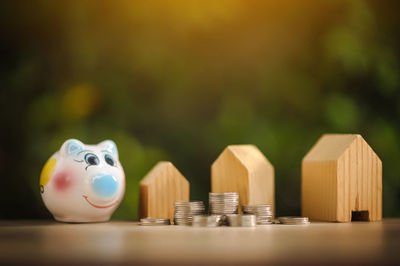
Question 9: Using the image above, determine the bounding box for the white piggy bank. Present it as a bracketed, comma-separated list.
[39, 139, 125, 222]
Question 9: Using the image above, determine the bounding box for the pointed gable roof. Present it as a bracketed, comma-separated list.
[303, 134, 380, 162]
[139, 161, 187, 185]
[221, 145, 273, 172]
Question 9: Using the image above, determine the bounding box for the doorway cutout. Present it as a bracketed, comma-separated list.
[351, 211, 369, 221]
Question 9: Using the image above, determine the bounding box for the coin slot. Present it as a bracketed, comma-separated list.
[351, 211, 369, 221]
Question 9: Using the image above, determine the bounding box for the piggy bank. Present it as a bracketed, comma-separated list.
[39, 139, 125, 222]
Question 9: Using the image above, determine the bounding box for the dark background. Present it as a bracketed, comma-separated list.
[0, 0, 399, 220]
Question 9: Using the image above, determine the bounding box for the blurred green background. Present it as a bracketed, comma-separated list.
[0, 0, 399, 220]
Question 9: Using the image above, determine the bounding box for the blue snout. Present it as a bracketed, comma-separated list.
[91, 174, 119, 198]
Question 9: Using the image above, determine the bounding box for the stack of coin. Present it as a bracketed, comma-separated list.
[192, 215, 223, 227]
[242, 205, 273, 224]
[241, 214, 257, 227]
[174, 201, 205, 225]
[226, 214, 257, 227]
[278, 216, 310, 225]
[226, 214, 241, 226]
[209, 192, 239, 215]
[139, 218, 170, 226]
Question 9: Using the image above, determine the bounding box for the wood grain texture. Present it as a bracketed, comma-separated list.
[139, 161, 189, 221]
[0, 220, 399, 265]
[302, 134, 382, 222]
[211, 145, 274, 215]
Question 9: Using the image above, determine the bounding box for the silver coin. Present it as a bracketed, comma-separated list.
[191, 215, 209, 226]
[174, 200, 205, 225]
[242, 204, 273, 225]
[241, 214, 257, 227]
[209, 192, 239, 215]
[140, 218, 170, 226]
[278, 216, 310, 225]
[193, 215, 223, 227]
[225, 214, 258, 227]
[226, 214, 241, 226]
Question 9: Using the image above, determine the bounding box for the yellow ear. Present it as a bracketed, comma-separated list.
[40, 158, 57, 187]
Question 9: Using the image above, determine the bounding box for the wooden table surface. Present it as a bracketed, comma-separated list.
[1, 219, 399, 265]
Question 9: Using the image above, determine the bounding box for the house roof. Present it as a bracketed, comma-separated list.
[216, 145, 273, 170]
[139, 161, 186, 185]
[303, 134, 375, 161]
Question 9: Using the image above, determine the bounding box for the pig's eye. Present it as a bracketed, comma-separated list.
[104, 154, 115, 166]
[85, 153, 99, 166]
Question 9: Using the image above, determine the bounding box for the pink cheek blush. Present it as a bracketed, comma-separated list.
[53, 172, 74, 192]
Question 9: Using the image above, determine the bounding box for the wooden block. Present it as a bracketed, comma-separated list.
[302, 134, 382, 222]
[139, 161, 189, 221]
[211, 145, 275, 215]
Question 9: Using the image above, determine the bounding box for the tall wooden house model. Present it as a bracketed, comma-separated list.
[302, 134, 382, 222]
[212, 145, 275, 214]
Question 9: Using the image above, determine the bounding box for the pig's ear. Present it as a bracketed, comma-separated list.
[60, 139, 84, 156]
[99, 140, 118, 159]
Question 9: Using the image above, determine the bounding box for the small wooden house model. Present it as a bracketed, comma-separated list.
[211, 145, 275, 214]
[139, 161, 189, 221]
[302, 134, 382, 222]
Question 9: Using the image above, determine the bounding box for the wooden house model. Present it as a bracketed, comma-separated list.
[139, 161, 189, 221]
[211, 145, 275, 214]
[302, 134, 382, 222]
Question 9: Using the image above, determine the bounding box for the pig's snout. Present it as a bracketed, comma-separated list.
[91, 174, 119, 198]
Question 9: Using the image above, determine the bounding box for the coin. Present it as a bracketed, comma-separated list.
[225, 214, 257, 227]
[242, 205, 273, 225]
[278, 216, 310, 225]
[209, 192, 239, 215]
[192, 215, 223, 227]
[139, 217, 170, 226]
[226, 214, 241, 226]
[241, 214, 257, 227]
[174, 201, 205, 225]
